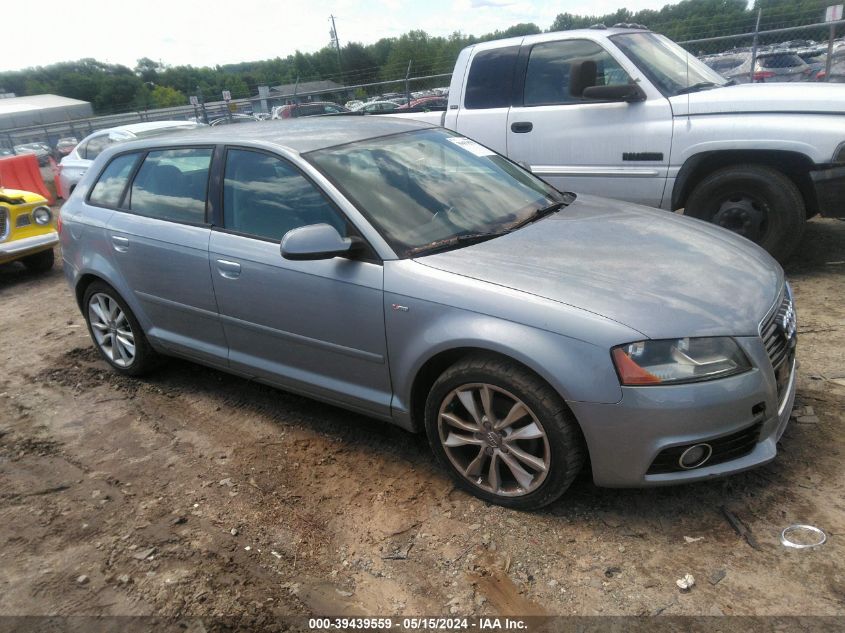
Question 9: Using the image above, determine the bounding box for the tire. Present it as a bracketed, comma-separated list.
[82, 281, 159, 376]
[424, 355, 585, 510]
[21, 248, 54, 272]
[684, 164, 805, 262]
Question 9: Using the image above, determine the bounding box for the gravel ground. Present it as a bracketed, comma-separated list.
[0, 216, 843, 629]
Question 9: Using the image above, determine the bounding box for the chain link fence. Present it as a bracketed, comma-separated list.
[681, 17, 845, 85]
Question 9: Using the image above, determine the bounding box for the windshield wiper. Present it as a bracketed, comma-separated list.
[674, 81, 718, 96]
[505, 200, 566, 232]
[409, 231, 509, 257]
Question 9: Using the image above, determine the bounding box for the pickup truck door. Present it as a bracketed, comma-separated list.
[505, 38, 673, 207]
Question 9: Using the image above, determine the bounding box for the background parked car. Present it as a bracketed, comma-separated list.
[352, 100, 400, 114]
[55, 137, 78, 158]
[14, 143, 51, 166]
[817, 45, 845, 81]
[58, 120, 202, 197]
[702, 50, 812, 83]
[0, 186, 58, 272]
[396, 96, 449, 111]
[209, 114, 262, 126]
[271, 102, 350, 119]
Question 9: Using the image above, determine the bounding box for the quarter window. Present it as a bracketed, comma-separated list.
[129, 148, 213, 224]
[465, 46, 519, 109]
[83, 135, 114, 160]
[222, 149, 345, 241]
[88, 153, 141, 208]
[523, 40, 630, 106]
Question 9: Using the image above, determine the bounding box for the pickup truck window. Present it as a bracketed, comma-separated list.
[523, 39, 630, 107]
[610, 32, 726, 97]
[465, 46, 519, 109]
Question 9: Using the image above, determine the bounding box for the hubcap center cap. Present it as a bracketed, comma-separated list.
[485, 431, 502, 449]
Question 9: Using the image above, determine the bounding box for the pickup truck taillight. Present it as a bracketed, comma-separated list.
[816, 70, 827, 81]
[753, 71, 775, 81]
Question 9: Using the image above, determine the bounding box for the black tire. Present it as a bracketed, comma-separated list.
[424, 355, 585, 510]
[82, 281, 159, 376]
[21, 248, 54, 272]
[684, 164, 805, 262]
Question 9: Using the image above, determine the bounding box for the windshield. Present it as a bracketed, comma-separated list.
[611, 32, 728, 97]
[307, 129, 566, 258]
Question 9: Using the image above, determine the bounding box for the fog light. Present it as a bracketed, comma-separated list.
[678, 443, 712, 469]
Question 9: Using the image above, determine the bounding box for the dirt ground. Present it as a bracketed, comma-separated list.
[0, 215, 843, 628]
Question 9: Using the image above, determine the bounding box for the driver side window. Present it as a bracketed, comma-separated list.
[222, 149, 347, 242]
[524, 39, 631, 107]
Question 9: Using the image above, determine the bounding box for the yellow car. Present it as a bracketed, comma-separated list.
[0, 188, 58, 271]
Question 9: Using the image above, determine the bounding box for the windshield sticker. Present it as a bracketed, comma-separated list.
[446, 137, 496, 157]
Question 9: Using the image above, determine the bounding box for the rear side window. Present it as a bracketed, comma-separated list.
[88, 153, 141, 208]
[523, 39, 630, 106]
[83, 135, 114, 160]
[465, 46, 519, 109]
[222, 148, 345, 241]
[129, 148, 213, 224]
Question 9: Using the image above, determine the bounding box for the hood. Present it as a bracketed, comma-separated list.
[0, 187, 47, 205]
[415, 195, 782, 339]
[669, 82, 845, 116]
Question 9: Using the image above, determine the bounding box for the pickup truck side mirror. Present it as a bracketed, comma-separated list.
[569, 60, 598, 97]
[582, 83, 647, 103]
[281, 223, 360, 261]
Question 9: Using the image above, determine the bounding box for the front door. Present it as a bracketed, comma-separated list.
[208, 148, 392, 417]
[506, 38, 673, 207]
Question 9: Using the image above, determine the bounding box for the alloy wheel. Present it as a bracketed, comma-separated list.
[437, 383, 550, 497]
[88, 292, 136, 368]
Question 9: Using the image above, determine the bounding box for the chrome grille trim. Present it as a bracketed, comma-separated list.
[760, 283, 796, 371]
[0, 207, 7, 241]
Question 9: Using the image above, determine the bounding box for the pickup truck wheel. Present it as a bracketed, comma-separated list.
[424, 355, 585, 510]
[21, 248, 55, 272]
[82, 281, 158, 376]
[684, 164, 805, 262]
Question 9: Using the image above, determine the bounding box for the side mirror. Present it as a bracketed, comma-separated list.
[582, 83, 646, 102]
[281, 223, 359, 261]
[569, 60, 598, 98]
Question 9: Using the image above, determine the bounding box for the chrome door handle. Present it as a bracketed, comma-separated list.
[111, 235, 129, 252]
[216, 259, 241, 279]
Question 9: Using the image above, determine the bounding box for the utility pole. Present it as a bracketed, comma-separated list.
[749, 8, 762, 83]
[329, 15, 343, 78]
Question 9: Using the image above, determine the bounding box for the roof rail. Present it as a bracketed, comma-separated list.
[612, 23, 650, 30]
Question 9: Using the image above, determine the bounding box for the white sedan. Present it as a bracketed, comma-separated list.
[58, 121, 202, 197]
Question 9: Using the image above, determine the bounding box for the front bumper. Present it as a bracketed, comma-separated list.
[0, 231, 59, 262]
[568, 336, 796, 487]
[810, 165, 845, 218]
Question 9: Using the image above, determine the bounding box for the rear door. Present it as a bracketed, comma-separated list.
[104, 146, 228, 366]
[506, 38, 673, 206]
[208, 147, 392, 417]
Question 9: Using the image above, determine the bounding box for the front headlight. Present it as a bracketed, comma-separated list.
[611, 337, 751, 386]
[33, 206, 52, 225]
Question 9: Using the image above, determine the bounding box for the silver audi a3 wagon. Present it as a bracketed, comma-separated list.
[60, 117, 797, 509]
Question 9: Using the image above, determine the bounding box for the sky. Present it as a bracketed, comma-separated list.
[2, 0, 673, 72]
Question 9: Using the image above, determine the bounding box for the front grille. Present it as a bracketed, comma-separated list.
[760, 286, 796, 371]
[647, 421, 764, 474]
[760, 284, 797, 403]
[0, 208, 7, 240]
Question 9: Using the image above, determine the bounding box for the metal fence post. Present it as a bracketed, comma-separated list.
[825, 22, 836, 82]
[405, 60, 412, 105]
[750, 8, 762, 83]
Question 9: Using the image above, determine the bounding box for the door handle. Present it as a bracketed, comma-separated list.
[111, 235, 129, 252]
[510, 121, 533, 133]
[216, 259, 241, 279]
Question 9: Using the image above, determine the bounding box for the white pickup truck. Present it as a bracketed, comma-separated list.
[394, 26, 845, 261]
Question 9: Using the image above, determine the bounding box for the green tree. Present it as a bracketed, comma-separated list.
[150, 84, 186, 107]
